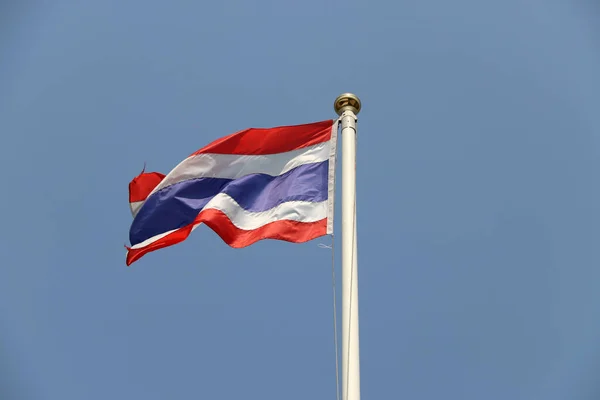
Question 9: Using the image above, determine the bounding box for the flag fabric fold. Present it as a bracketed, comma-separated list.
[125, 119, 339, 265]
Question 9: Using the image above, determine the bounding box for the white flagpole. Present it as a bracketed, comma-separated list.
[334, 93, 362, 400]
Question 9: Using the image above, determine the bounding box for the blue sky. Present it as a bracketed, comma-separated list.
[1, 1, 599, 399]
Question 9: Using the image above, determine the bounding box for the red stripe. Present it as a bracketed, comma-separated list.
[129, 171, 166, 203]
[190, 120, 334, 156]
[125, 209, 327, 265]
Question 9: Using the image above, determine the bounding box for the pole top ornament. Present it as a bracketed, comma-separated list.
[334, 93, 361, 116]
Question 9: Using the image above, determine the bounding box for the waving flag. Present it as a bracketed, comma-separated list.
[125, 119, 339, 265]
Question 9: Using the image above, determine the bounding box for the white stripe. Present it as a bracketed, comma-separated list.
[130, 227, 181, 249]
[205, 193, 327, 229]
[155, 142, 329, 194]
[130, 201, 143, 216]
[130, 223, 203, 250]
[130, 194, 327, 249]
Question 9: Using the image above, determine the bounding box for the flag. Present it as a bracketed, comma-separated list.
[125, 119, 339, 265]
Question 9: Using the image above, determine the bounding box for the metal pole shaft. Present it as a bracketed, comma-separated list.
[338, 98, 361, 400]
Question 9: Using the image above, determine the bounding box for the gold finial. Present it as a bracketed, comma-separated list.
[334, 93, 361, 116]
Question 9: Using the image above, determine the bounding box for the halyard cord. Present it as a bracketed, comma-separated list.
[344, 193, 356, 400]
[331, 118, 341, 400]
[330, 236, 341, 400]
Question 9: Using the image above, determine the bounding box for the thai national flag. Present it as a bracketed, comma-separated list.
[126, 119, 339, 265]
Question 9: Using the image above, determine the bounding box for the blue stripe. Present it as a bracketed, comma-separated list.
[129, 161, 329, 245]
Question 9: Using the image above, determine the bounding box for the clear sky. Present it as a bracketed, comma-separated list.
[1, 1, 599, 399]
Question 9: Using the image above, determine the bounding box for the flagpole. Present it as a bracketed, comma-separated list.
[334, 93, 361, 400]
